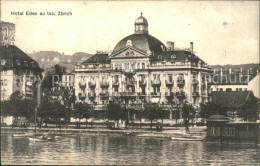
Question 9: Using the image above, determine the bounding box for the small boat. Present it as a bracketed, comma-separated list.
[28, 135, 55, 142]
[171, 134, 206, 141]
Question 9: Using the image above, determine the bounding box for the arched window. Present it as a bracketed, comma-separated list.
[142, 63, 145, 69]
[115, 63, 118, 69]
[137, 63, 140, 69]
[157, 55, 163, 60]
[171, 55, 176, 59]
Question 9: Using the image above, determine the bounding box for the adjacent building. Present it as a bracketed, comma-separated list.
[0, 21, 43, 101]
[74, 13, 212, 117]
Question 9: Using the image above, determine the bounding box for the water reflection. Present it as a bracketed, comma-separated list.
[1, 133, 260, 165]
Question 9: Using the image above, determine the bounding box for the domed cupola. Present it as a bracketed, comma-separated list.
[135, 12, 148, 34]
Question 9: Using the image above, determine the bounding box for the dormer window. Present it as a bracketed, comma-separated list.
[31, 61, 35, 67]
[24, 61, 28, 66]
[126, 52, 129, 56]
[94, 58, 99, 62]
[171, 55, 176, 59]
[157, 55, 163, 60]
[16, 60, 21, 66]
[1, 60, 6, 65]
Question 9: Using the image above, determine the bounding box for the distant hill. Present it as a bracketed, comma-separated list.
[28, 51, 93, 73]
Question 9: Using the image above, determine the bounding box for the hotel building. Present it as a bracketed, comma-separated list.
[74, 14, 212, 116]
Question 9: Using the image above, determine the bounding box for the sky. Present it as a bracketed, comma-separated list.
[1, 1, 259, 65]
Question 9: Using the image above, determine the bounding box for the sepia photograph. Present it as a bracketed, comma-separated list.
[1, 1, 259, 165]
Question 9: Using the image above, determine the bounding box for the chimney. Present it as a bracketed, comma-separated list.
[257, 69, 259, 74]
[240, 67, 243, 74]
[250, 68, 253, 74]
[166, 41, 174, 51]
[213, 68, 216, 74]
[229, 68, 232, 74]
[190, 42, 193, 54]
[221, 68, 223, 76]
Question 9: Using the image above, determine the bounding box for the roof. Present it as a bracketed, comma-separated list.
[135, 15, 148, 25]
[207, 115, 230, 122]
[210, 73, 255, 85]
[112, 34, 165, 55]
[151, 50, 206, 65]
[82, 53, 110, 64]
[212, 91, 255, 108]
[0, 45, 42, 70]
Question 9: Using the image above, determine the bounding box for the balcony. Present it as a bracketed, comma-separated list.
[138, 92, 146, 97]
[119, 92, 137, 97]
[78, 93, 86, 99]
[151, 92, 161, 97]
[88, 82, 96, 88]
[192, 80, 199, 85]
[139, 80, 146, 86]
[151, 80, 161, 85]
[123, 69, 135, 75]
[165, 92, 174, 98]
[100, 92, 109, 98]
[192, 92, 200, 97]
[125, 80, 135, 86]
[100, 81, 109, 87]
[79, 82, 86, 88]
[88, 92, 96, 98]
[112, 81, 119, 86]
[165, 80, 174, 86]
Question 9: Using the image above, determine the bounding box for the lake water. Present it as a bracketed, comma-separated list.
[1, 133, 260, 165]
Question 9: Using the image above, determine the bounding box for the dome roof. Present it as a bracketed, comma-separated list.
[207, 115, 230, 122]
[111, 33, 165, 55]
[135, 15, 148, 25]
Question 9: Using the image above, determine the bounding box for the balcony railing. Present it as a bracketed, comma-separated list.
[78, 93, 86, 98]
[123, 69, 135, 75]
[138, 92, 146, 97]
[112, 81, 119, 86]
[125, 80, 135, 86]
[165, 80, 174, 86]
[100, 92, 109, 98]
[88, 82, 96, 88]
[151, 92, 161, 97]
[119, 92, 137, 96]
[139, 80, 146, 86]
[151, 80, 161, 85]
[192, 92, 200, 97]
[88, 92, 96, 98]
[165, 92, 174, 97]
[100, 81, 109, 87]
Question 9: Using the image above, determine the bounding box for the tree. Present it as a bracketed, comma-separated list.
[4, 91, 37, 126]
[181, 102, 196, 132]
[144, 102, 160, 130]
[106, 101, 125, 128]
[41, 64, 66, 90]
[73, 102, 93, 128]
[199, 102, 226, 123]
[237, 97, 259, 122]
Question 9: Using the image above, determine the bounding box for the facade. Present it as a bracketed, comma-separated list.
[210, 68, 259, 95]
[74, 14, 212, 115]
[0, 21, 43, 100]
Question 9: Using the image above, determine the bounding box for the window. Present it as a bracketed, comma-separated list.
[236, 88, 239, 91]
[137, 63, 140, 69]
[115, 63, 118, 69]
[226, 88, 232, 92]
[142, 63, 145, 69]
[239, 88, 242, 91]
[2, 70, 7, 75]
[1, 60, 6, 65]
[16, 60, 20, 66]
[1, 79, 7, 86]
[24, 61, 28, 66]
[168, 74, 173, 82]
[219, 88, 223, 91]
[244, 88, 247, 91]
[94, 58, 99, 62]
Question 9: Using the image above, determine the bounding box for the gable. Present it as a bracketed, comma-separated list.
[110, 47, 150, 59]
